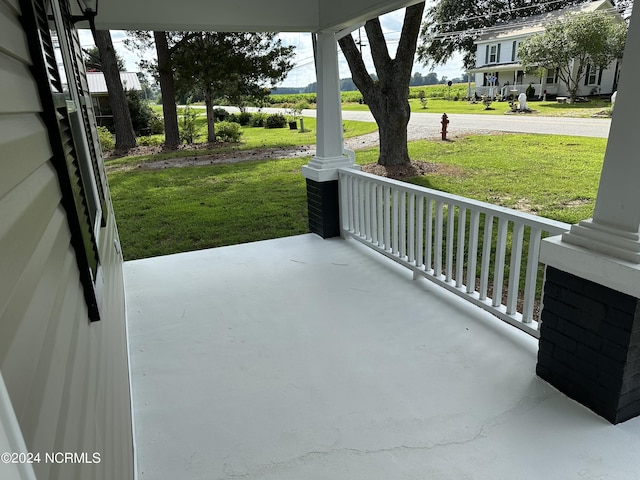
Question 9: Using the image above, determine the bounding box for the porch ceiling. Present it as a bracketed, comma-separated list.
[91, 0, 424, 32]
[125, 234, 640, 480]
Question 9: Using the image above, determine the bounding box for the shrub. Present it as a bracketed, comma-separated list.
[149, 114, 164, 135]
[250, 112, 267, 127]
[228, 113, 240, 124]
[238, 111, 253, 126]
[97, 126, 115, 151]
[213, 107, 229, 121]
[180, 102, 200, 144]
[265, 113, 287, 129]
[418, 90, 427, 109]
[216, 121, 243, 142]
[137, 135, 164, 146]
[126, 90, 155, 135]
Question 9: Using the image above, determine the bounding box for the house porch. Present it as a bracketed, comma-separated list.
[125, 233, 640, 480]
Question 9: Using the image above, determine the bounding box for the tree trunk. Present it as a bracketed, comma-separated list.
[371, 96, 411, 166]
[204, 87, 216, 143]
[339, 2, 425, 167]
[94, 30, 137, 150]
[153, 31, 180, 148]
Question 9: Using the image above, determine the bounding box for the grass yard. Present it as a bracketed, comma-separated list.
[109, 117, 377, 168]
[342, 98, 612, 117]
[107, 133, 607, 261]
[108, 157, 310, 260]
[357, 134, 605, 225]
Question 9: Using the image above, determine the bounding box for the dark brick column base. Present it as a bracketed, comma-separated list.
[537, 266, 640, 424]
[306, 179, 340, 239]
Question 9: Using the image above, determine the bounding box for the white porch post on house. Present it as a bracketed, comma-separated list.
[541, 9, 640, 288]
[302, 31, 355, 181]
[537, 7, 640, 424]
[302, 31, 358, 238]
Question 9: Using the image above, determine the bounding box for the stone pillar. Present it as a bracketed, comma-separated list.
[538, 10, 640, 423]
[301, 31, 358, 238]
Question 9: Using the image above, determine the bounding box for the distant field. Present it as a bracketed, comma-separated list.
[268, 83, 612, 118]
[268, 82, 472, 105]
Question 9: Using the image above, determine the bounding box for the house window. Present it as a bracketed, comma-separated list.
[546, 68, 558, 84]
[489, 45, 497, 63]
[485, 43, 501, 64]
[23, 0, 105, 321]
[511, 41, 521, 62]
[585, 64, 600, 86]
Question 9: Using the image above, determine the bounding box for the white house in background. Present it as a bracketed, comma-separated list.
[470, 0, 623, 99]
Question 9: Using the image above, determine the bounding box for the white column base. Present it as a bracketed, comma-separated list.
[562, 218, 640, 264]
[302, 155, 360, 182]
[541, 234, 640, 298]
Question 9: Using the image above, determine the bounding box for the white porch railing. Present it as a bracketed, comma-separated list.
[338, 168, 571, 337]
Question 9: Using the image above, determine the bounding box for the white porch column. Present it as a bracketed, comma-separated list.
[301, 31, 356, 182]
[541, 7, 640, 282]
[301, 31, 358, 238]
[559, 10, 640, 264]
[537, 9, 640, 424]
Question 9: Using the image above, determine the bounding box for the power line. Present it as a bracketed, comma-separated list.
[429, 0, 591, 28]
[430, 5, 620, 39]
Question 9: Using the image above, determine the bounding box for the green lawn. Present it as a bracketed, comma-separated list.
[356, 134, 604, 225]
[110, 117, 377, 168]
[342, 98, 612, 117]
[107, 133, 607, 260]
[108, 157, 310, 260]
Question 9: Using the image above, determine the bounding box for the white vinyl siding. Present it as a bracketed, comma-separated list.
[0, 0, 133, 479]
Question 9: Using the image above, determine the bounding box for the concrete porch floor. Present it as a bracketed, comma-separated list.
[124, 234, 640, 480]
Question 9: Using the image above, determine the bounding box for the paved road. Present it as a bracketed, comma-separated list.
[340, 110, 611, 139]
[220, 106, 612, 139]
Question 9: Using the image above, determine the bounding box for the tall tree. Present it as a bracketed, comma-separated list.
[83, 45, 125, 71]
[518, 11, 627, 101]
[153, 32, 180, 147]
[339, 2, 425, 166]
[171, 32, 294, 142]
[125, 31, 181, 148]
[418, 0, 582, 69]
[95, 30, 137, 149]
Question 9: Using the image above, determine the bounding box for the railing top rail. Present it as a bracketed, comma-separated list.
[339, 167, 571, 235]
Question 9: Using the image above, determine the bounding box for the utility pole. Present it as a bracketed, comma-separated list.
[356, 27, 367, 55]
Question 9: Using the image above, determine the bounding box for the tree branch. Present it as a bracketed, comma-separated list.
[338, 33, 375, 97]
[364, 18, 391, 76]
[396, 2, 426, 75]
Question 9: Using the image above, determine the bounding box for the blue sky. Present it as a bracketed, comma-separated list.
[79, 8, 465, 88]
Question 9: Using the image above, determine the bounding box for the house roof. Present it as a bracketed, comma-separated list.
[476, 0, 617, 42]
[85, 0, 423, 33]
[86, 72, 142, 95]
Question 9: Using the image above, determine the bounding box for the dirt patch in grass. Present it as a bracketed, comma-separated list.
[360, 161, 464, 180]
[563, 198, 591, 207]
[105, 124, 492, 173]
